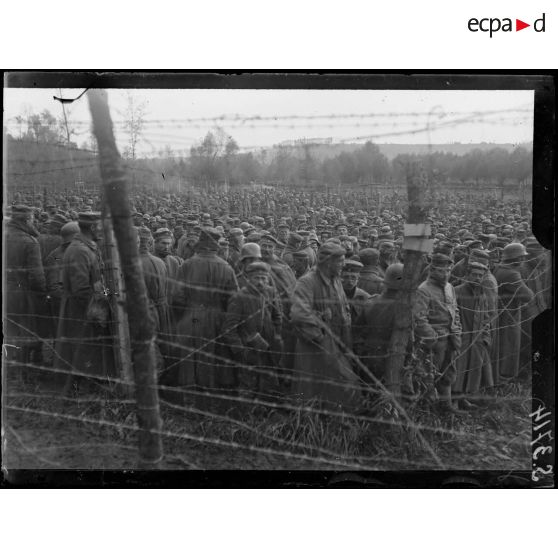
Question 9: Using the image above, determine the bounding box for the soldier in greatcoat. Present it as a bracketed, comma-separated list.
[453, 262, 494, 408]
[353, 263, 403, 387]
[341, 259, 372, 325]
[4, 205, 47, 382]
[44, 221, 80, 334]
[54, 212, 114, 393]
[290, 242, 360, 409]
[492, 243, 535, 383]
[172, 228, 239, 410]
[223, 261, 284, 399]
[136, 226, 172, 378]
[357, 248, 383, 296]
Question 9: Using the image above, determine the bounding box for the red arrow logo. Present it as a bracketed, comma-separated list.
[516, 19, 530, 31]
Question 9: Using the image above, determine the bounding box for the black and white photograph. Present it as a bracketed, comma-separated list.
[2, 73, 554, 485]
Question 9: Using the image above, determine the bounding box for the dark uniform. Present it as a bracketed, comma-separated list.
[5, 209, 47, 377]
[54, 217, 114, 388]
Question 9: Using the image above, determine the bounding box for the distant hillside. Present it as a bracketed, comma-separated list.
[258, 142, 533, 162]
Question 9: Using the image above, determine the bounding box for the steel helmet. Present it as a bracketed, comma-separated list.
[383, 263, 405, 290]
[240, 242, 262, 261]
[501, 242, 527, 262]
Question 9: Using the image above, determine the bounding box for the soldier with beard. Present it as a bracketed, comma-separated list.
[5, 205, 47, 383]
[177, 225, 200, 260]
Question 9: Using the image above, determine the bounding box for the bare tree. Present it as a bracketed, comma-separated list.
[122, 93, 147, 160]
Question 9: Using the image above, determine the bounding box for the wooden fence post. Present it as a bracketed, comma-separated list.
[88, 89, 163, 469]
[101, 206, 134, 397]
[384, 162, 430, 397]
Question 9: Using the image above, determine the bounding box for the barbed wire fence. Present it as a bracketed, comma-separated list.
[2, 98, 545, 471]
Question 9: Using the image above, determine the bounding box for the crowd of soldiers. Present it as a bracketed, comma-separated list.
[4, 187, 552, 417]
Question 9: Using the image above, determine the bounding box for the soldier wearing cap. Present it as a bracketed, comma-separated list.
[259, 233, 297, 371]
[281, 232, 303, 269]
[134, 226, 172, 379]
[153, 228, 183, 294]
[453, 261, 494, 408]
[5, 205, 47, 381]
[377, 240, 395, 277]
[177, 224, 201, 261]
[55, 212, 114, 393]
[172, 227, 239, 410]
[492, 243, 535, 383]
[414, 252, 463, 414]
[277, 222, 290, 245]
[39, 213, 69, 264]
[354, 263, 404, 390]
[357, 248, 383, 296]
[291, 250, 311, 279]
[450, 239, 483, 287]
[341, 259, 371, 324]
[223, 261, 284, 399]
[290, 242, 360, 408]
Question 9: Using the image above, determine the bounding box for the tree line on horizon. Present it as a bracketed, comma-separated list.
[6, 109, 533, 192]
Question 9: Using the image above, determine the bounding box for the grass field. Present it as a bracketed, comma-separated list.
[3, 372, 531, 472]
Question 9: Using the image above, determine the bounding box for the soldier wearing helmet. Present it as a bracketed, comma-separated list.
[492, 242, 535, 383]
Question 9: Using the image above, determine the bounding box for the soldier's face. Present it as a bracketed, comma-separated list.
[341, 271, 359, 290]
[260, 241, 275, 259]
[91, 222, 102, 241]
[155, 238, 172, 255]
[325, 255, 345, 278]
[230, 233, 243, 247]
[278, 229, 289, 242]
[249, 272, 269, 291]
[430, 266, 450, 284]
[467, 269, 485, 286]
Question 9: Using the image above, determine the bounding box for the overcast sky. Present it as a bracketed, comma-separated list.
[4, 88, 534, 156]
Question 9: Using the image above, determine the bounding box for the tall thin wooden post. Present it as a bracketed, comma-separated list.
[88, 89, 163, 469]
[101, 206, 134, 396]
[384, 162, 430, 397]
